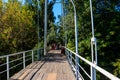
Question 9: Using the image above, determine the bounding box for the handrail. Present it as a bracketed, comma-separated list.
[65, 47, 120, 80]
[0, 50, 32, 59]
[0, 48, 43, 80]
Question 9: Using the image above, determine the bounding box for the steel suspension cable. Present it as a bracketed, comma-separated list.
[89, 0, 98, 80]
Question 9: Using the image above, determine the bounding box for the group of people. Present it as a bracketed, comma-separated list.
[51, 43, 61, 50]
[51, 43, 65, 54]
[51, 43, 57, 50]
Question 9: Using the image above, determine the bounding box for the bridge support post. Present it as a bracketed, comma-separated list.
[6, 56, 9, 80]
[70, 0, 79, 80]
[37, 0, 40, 59]
[89, 0, 98, 80]
[23, 52, 25, 69]
[37, 49, 40, 61]
[32, 50, 34, 62]
[44, 0, 47, 56]
[91, 37, 97, 80]
[70, 51, 72, 64]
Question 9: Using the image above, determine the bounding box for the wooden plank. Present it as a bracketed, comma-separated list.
[33, 69, 47, 80]
[40, 73, 48, 80]
[26, 62, 38, 69]
[24, 69, 38, 80]
[18, 69, 32, 79]
[10, 69, 27, 79]
[31, 69, 42, 80]
[46, 73, 57, 80]
[35, 61, 45, 69]
[32, 62, 41, 69]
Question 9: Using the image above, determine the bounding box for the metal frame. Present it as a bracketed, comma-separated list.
[70, 0, 79, 80]
[0, 49, 43, 80]
[44, 0, 47, 55]
[37, 0, 40, 60]
[89, 0, 97, 80]
[65, 47, 120, 80]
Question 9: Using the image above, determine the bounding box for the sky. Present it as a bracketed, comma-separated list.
[53, 2, 62, 23]
[3, 0, 62, 24]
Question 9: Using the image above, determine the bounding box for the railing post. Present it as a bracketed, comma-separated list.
[65, 47, 67, 56]
[40, 49, 41, 59]
[6, 56, 9, 80]
[23, 52, 25, 69]
[41, 49, 42, 58]
[37, 49, 40, 61]
[91, 37, 97, 80]
[70, 51, 72, 64]
[68, 51, 70, 60]
[32, 50, 34, 63]
[65, 49, 68, 59]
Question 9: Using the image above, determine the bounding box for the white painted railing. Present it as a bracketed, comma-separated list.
[0, 49, 43, 80]
[65, 47, 120, 80]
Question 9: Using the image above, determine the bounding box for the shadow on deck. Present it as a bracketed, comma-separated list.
[10, 50, 76, 80]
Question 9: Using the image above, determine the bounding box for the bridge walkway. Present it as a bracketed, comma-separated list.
[10, 50, 76, 80]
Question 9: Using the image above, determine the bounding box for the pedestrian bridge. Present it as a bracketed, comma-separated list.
[10, 50, 75, 80]
[0, 0, 120, 80]
[0, 48, 120, 80]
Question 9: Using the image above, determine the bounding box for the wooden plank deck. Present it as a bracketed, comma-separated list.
[10, 50, 76, 80]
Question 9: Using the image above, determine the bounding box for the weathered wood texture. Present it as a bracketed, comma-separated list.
[10, 50, 76, 80]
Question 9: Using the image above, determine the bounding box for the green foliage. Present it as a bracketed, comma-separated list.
[78, 38, 91, 59]
[47, 23, 57, 44]
[0, 0, 56, 55]
[67, 40, 75, 51]
[0, 0, 56, 79]
[60, 0, 120, 79]
[113, 59, 120, 77]
[34, 40, 44, 49]
[55, 19, 65, 45]
[0, 1, 37, 55]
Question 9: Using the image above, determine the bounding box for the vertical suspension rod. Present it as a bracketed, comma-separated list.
[37, 0, 40, 60]
[44, 0, 47, 55]
[70, 0, 79, 80]
[90, 0, 95, 37]
[89, 0, 97, 80]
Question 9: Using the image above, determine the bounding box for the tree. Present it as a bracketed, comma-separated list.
[60, 0, 120, 79]
[0, 1, 37, 55]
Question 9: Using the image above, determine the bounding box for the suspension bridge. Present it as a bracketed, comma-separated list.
[0, 0, 120, 80]
[0, 48, 120, 80]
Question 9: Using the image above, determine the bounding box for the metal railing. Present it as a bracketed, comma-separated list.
[65, 47, 120, 80]
[0, 49, 43, 80]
